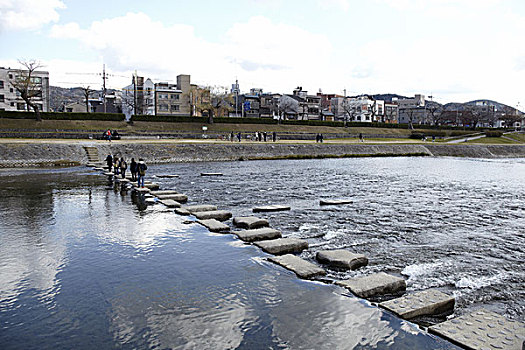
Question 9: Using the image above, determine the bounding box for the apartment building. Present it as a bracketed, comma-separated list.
[0, 67, 50, 112]
[155, 74, 191, 116]
[398, 94, 426, 124]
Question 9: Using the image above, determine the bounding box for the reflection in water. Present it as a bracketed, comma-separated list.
[0, 167, 458, 349]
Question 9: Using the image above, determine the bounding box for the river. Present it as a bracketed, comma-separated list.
[1, 156, 523, 349]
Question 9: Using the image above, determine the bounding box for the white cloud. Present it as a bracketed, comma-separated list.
[49, 13, 334, 94]
[0, 0, 65, 32]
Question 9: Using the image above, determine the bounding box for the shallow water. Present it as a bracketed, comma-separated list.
[1, 156, 523, 349]
[160, 156, 525, 323]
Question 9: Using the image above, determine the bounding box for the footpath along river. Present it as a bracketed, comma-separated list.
[0, 156, 523, 349]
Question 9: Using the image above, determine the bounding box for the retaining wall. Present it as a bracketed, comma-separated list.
[1, 142, 525, 167]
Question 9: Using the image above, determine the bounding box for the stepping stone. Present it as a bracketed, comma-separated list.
[133, 187, 151, 194]
[429, 309, 525, 350]
[269, 254, 326, 279]
[253, 205, 291, 213]
[118, 178, 131, 184]
[193, 210, 232, 222]
[103, 172, 114, 176]
[185, 205, 218, 213]
[319, 199, 353, 206]
[156, 174, 179, 178]
[156, 194, 188, 203]
[175, 208, 191, 215]
[201, 173, 223, 176]
[94, 167, 104, 171]
[336, 272, 406, 298]
[254, 238, 308, 255]
[380, 289, 455, 319]
[160, 199, 181, 208]
[145, 198, 157, 205]
[233, 216, 269, 229]
[151, 190, 179, 196]
[234, 227, 282, 242]
[87, 163, 96, 167]
[316, 249, 368, 270]
[144, 183, 160, 190]
[198, 219, 230, 233]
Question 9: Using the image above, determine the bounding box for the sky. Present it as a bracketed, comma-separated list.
[0, 0, 524, 108]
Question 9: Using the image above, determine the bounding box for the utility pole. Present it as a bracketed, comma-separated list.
[102, 64, 107, 113]
[133, 71, 137, 116]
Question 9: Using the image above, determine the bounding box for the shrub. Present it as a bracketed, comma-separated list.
[0, 110, 125, 121]
[485, 131, 503, 137]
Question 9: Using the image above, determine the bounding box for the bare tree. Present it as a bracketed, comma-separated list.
[81, 86, 93, 113]
[278, 95, 299, 122]
[500, 106, 520, 128]
[425, 101, 443, 126]
[10, 59, 44, 121]
[207, 86, 233, 123]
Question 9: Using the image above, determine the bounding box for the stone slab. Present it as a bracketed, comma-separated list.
[103, 172, 114, 176]
[156, 194, 188, 203]
[336, 272, 406, 298]
[117, 178, 131, 184]
[269, 254, 326, 279]
[160, 199, 181, 208]
[429, 309, 525, 350]
[198, 219, 230, 233]
[253, 205, 291, 213]
[380, 289, 455, 320]
[144, 183, 160, 190]
[133, 187, 151, 193]
[151, 190, 179, 196]
[234, 227, 282, 242]
[156, 174, 179, 178]
[193, 210, 232, 222]
[232, 216, 269, 229]
[254, 238, 308, 255]
[185, 205, 218, 213]
[201, 172, 223, 176]
[319, 199, 353, 206]
[94, 167, 104, 171]
[316, 249, 368, 270]
[145, 198, 157, 205]
[174, 208, 191, 215]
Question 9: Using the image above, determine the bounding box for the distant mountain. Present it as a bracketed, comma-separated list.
[371, 93, 409, 102]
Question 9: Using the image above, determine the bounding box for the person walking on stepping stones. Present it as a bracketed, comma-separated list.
[137, 159, 147, 188]
[130, 158, 138, 181]
[113, 157, 120, 175]
[105, 154, 113, 172]
[119, 158, 127, 179]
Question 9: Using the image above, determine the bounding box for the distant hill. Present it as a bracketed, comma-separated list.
[371, 93, 409, 102]
[50, 86, 117, 112]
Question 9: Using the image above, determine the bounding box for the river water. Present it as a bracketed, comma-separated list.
[0, 156, 523, 349]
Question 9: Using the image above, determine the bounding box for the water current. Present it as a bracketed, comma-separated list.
[0, 156, 523, 349]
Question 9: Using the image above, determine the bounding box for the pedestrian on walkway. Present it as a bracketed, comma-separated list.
[237, 132, 241, 142]
[359, 133, 364, 142]
[105, 154, 113, 172]
[130, 158, 138, 181]
[105, 129, 112, 142]
[230, 131, 234, 142]
[119, 158, 127, 179]
[137, 159, 147, 188]
[272, 131, 276, 142]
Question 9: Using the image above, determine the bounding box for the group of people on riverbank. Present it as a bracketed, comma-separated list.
[105, 154, 147, 187]
[229, 131, 277, 142]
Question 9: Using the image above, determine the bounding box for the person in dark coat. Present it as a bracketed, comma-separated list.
[130, 158, 138, 181]
[105, 154, 113, 172]
[137, 159, 147, 188]
[119, 158, 127, 179]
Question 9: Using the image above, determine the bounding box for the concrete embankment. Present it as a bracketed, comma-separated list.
[1, 142, 525, 167]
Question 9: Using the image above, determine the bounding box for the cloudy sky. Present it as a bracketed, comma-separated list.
[1, 0, 524, 108]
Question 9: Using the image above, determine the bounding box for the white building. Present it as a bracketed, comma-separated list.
[0, 67, 50, 112]
[398, 94, 426, 124]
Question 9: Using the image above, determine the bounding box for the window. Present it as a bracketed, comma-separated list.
[170, 94, 180, 100]
[31, 77, 42, 84]
[17, 103, 25, 110]
[0, 94, 4, 102]
[10, 88, 13, 93]
[158, 104, 169, 111]
[170, 104, 180, 111]
[0, 81, 3, 89]
[10, 102, 14, 106]
[8, 74, 13, 79]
